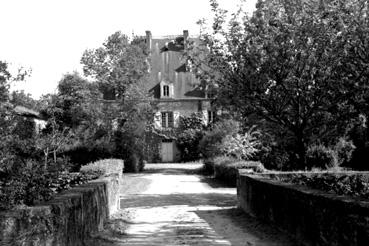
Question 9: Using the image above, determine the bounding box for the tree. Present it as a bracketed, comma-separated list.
[81, 32, 154, 165]
[36, 117, 72, 168]
[81, 32, 149, 100]
[0, 61, 32, 171]
[189, 0, 369, 169]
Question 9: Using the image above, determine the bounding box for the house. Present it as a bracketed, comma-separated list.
[13, 105, 47, 134]
[144, 30, 215, 162]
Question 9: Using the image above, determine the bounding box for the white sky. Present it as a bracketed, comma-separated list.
[0, 0, 256, 98]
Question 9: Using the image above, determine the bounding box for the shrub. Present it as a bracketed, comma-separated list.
[203, 158, 215, 174]
[65, 145, 113, 172]
[220, 127, 260, 160]
[176, 113, 205, 162]
[124, 153, 140, 173]
[278, 173, 369, 199]
[335, 138, 356, 166]
[80, 159, 124, 176]
[211, 156, 265, 186]
[199, 119, 240, 159]
[305, 145, 337, 169]
[113, 130, 145, 172]
[0, 158, 117, 210]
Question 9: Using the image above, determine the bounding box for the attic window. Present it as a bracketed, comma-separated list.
[163, 85, 170, 97]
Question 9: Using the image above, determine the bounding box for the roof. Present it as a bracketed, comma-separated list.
[13, 105, 46, 120]
[147, 34, 205, 99]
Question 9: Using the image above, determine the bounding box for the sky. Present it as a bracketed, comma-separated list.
[0, 0, 257, 99]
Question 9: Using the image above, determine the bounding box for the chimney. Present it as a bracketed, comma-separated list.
[183, 30, 189, 50]
[145, 30, 152, 51]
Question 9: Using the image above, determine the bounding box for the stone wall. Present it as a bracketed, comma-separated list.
[237, 172, 369, 246]
[0, 162, 123, 246]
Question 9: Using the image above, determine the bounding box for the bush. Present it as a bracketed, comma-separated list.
[335, 138, 356, 166]
[176, 113, 205, 162]
[65, 145, 113, 172]
[220, 128, 260, 159]
[305, 145, 337, 169]
[277, 173, 369, 199]
[203, 158, 215, 174]
[0, 158, 114, 210]
[206, 156, 265, 186]
[124, 153, 141, 173]
[80, 159, 124, 176]
[199, 119, 240, 159]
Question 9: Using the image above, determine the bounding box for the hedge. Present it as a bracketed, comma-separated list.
[80, 159, 124, 177]
[206, 156, 265, 186]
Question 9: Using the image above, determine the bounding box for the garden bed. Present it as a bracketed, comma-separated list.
[268, 171, 369, 199]
[238, 172, 369, 246]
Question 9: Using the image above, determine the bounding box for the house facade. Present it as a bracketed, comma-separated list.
[145, 30, 214, 162]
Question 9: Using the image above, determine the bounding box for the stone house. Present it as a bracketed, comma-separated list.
[13, 105, 47, 134]
[144, 30, 215, 162]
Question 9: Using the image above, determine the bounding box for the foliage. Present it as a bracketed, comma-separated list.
[80, 159, 124, 176]
[189, 0, 369, 169]
[346, 115, 369, 170]
[206, 155, 265, 186]
[279, 173, 369, 199]
[176, 113, 206, 162]
[123, 153, 144, 173]
[0, 61, 33, 173]
[36, 118, 73, 168]
[1, 158, 120, 210]
[0, 161, 55, 210]
[54, 72, 102, 129]
[81, 32, 154, 168]
[199, 119, 240, 159]
[81, 32, 148, 100]
[334, 138, 356, 166]
[305, 145, 337, 169]
[49, 172, 100, 193]
[220, 127, 260, 160]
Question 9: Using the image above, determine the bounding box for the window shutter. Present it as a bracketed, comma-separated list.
[170, 84, 174, 98]
[173, 111, 180, 127]
[155, 112, 162, 128]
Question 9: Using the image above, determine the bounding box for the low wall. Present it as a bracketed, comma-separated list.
[237, 172, 369, 246]
[0, 161, 123, 246]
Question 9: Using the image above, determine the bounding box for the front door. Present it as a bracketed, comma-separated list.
[162, 141, 174, 162]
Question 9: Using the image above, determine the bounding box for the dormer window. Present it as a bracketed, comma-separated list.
[160, 82, 173, 98]
[163, 85, 170, 97]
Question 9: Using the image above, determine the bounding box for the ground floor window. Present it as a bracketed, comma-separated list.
[161, 111, 174, 128]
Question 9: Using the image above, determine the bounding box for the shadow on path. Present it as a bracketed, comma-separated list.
[87, 164, 298, 246]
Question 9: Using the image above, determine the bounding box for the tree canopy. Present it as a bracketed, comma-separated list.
[189, 0, 369, 168]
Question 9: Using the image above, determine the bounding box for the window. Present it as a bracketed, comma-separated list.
[161, 111, 174, 128]
[163, 85, 170, 97]
[208, 111, 215, 124]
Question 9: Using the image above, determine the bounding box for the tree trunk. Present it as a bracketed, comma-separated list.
[53, 150, 57, 163]
[44, 148, 49, 170]
[295, 130, 306, 169]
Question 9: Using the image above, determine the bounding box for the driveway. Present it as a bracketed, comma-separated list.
[88, 163, 297, 246]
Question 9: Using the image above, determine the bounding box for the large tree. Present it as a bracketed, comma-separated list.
[81, 32, 155, 165]
[81, 32, 149, 100]
[189, 0, 369, 168]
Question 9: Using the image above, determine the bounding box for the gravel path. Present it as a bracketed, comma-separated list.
[87, 163, 297, 246]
